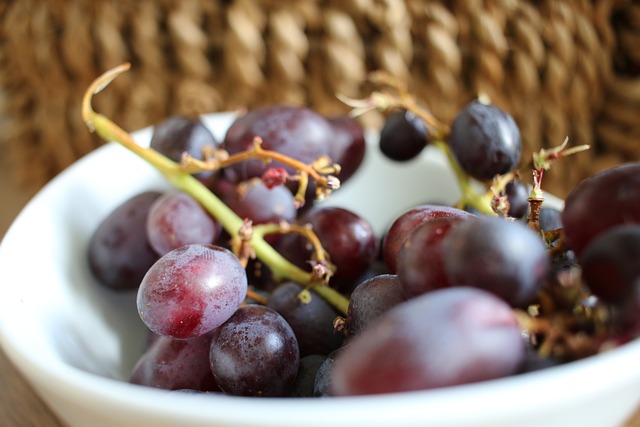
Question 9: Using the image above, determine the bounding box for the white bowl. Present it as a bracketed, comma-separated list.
[1, 112, 639, 427]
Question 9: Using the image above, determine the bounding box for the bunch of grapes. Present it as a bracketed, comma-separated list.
[84, 64, 640, 398]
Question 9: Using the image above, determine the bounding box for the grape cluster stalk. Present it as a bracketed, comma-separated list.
[82, 63, 349, 315]
[82, 64, 640, 398]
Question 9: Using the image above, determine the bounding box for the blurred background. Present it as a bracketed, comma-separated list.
[1, 0, 639, 235]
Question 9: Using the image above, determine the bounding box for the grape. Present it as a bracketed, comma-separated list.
[88, 191, 161, 290]
[331, 287, 525, 395]
[539, 207, 563, 232]
[276, 206, 379, 292]
[346, 274, 406, 336]
[267, 281, 344, 356]
[146, 191, 221, 256]
[614, 279, 640, 341]
[504, 180, 529, 219]
[137, 244, 247, 339]
[289, 354, 326, 397]
[150, 116, 219, 185]
[396, 216, 471, 298]
[209, 304, 299, 397]
[378, 110, 428, 161]
[579, 224, 640, 304]
[516, 346, 562, 374]
[382, 204, 475, 274]
[561, 162, 640, 257]
[327, 115, 366, 183]
[442, 216, 550, 307]
[448, 100, 521, 181]
[221, 178, 297, 230]
[129, 333, 220, 392]
[313, 346, 346, 397]
[222, 105, 333, 181]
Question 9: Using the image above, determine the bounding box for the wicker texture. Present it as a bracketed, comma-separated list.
[0, 0, 638, 198]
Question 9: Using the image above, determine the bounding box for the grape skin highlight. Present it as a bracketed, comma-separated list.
[331, 287, 525, 396]
[137, 244, 248, 339]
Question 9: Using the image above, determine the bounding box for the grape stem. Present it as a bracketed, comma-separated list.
[337, 73, 495, 215]
[431, 141, 495, 215]
[180, 137, 341, 206]
[82, 63, 349, 315]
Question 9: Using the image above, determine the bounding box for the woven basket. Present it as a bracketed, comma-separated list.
[0, 0, 638, 198]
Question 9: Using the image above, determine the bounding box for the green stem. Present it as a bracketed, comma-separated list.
[432, 140, 494, 215]
[83, 66, 350, 315]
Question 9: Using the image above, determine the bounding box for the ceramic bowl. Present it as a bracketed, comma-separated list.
[1, 112, 639, 427]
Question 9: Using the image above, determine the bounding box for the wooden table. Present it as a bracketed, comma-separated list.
[0, 349, 65, 426]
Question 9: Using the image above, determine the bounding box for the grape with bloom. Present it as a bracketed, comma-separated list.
[82, 65, 640, 401]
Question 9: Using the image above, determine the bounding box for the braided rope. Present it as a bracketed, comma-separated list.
[0, 0, 636, 198]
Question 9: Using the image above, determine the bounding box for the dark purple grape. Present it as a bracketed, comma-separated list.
[382, 204, 475, 274]
[88, 191, 161, 290]
[221, 178, 297, 229]
[516, 345, 562, 374]
[327, 115, 366, 183]
[613, 279, 640, 342]
[222, 105, 333, 181]
[379, 110, 428, 161]
[579, 224, 640, 304]
[313, 346, 346, 397]
[539, 207, 563, 232]
[150, 116, 219, 185]
[289, 354, 326, 397]
[442, 216, 550, 307]
[331, 287, 525, 395]
[146, 191, 221, 256]
[504, 180, 529, 219]
[448, 100, 521, 181]
[267, 281, 344, 356]
[137, 244, 247, 339]
[346, 274, 406, 336]
[209, 304, 299, 397]
[396, 216, 471, 298]
[277, 206, 379, 292]
[129, 333, 219, 392]
[561, 163, 640, 257]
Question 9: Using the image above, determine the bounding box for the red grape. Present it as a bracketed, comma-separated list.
[277, 206, 379, 292]
[396, 216, 471, 297]
[346, 274, 406, 336]
[561, 162, 640, 257]
[442, 216, 550, 307]
[129, 333, 220, 392]
[88, 191, 161, 290]
[331, 287, 525, 395]
[137, 244, 247, 339]
[326, 115, 366, 183]
[222, 105, 333, 181]
[579, 224, 640, 304]
[146, 191, 221, 256]
[382, 204, 475, 273]
[221, 178, 297, 229]
[150, 116, 219, 186]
